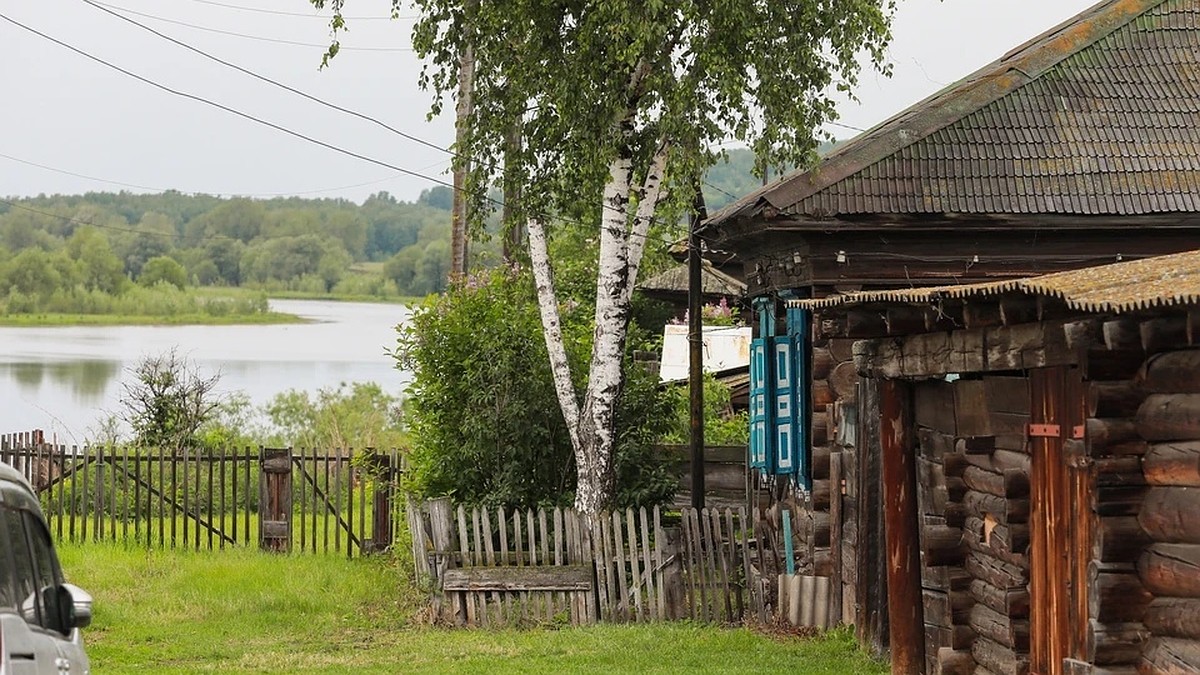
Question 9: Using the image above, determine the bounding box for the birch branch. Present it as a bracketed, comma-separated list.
[526, 217, 582, 452]
[624, 141, 671, 298]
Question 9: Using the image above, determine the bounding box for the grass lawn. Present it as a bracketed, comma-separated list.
[57, 542, 887, 674]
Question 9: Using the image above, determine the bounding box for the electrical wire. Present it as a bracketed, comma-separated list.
[91, 1, 411, 51]
[82, 0, 461, 163]
[0, 197, 217, 240]
[0, 150, 413, 197]
[185, 0, 411, 21]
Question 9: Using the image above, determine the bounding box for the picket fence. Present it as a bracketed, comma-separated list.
[409, 500, 775, 627]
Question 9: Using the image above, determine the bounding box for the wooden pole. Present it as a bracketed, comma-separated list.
[689, 184, 707, 510]
[880, 379, 924, 674]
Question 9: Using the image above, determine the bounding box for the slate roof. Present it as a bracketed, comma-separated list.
[707, 0, 1200, 226]
[789, 249, 1200, 314]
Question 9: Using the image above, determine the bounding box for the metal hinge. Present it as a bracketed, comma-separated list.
[1028, 423, 1060, 438]
[1072, 424, 1085, 439]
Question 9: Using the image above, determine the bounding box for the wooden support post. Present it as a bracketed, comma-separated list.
[880, 379, 924, 674]
[259, 448, 292, 553]
[857, 376, 889, 655]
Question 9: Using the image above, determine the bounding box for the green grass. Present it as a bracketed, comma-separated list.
[57, 542, 887, 674]
[195, 285, 422, 306]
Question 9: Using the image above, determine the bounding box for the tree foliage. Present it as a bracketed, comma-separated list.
[120, 349, 221, 453]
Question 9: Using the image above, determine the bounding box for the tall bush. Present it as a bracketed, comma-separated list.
[396, 267, 675, 509]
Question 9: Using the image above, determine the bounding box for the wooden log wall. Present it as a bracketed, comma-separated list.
[1134, 347, 1200, 673]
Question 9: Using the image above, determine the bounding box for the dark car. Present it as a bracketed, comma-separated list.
[0, 462, 91, 674]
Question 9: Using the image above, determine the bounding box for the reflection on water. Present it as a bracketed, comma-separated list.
[0, 300, 412, 441]
[2, 360, 120, 400]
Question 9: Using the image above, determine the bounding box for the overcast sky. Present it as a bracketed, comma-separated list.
[2, 0, 1099, 204]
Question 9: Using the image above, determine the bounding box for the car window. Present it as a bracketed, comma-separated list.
[25, 511, 66, 635]
[3, 507, 41, 627]
[0, 506, 15, 611]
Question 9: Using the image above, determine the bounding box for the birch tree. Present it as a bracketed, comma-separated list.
[314, 0, 894, 515]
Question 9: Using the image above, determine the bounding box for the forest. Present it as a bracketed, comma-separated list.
[0, 147, 813, 315]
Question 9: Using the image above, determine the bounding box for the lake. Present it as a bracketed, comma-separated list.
[0, 299, 413, 444]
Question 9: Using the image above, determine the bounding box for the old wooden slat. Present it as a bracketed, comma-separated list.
[881, 378, 924, 674]
[680, 509, 696, 620]
[539, 508, 551, 622]
[472, 508, 484, 567]
[455, 505, 470, 568]
[708, 509, 732, 622]
[1143, 597, 1200, 640]
[1139, 543, 1200, 597]
[609, 511, 628, 621]
[311, 448, 320, 553]
[655, 507, 668, 620]
[703, 508, 723, 621]
[553, 508, 563, 566]
[356, 455, 367, 557]
[638, 507, 655, 620]
[298, 449, 307, 553]
[1143, 441, 1200, 486]
[498, 506, 509, 566]
[589, 516, 607, 621]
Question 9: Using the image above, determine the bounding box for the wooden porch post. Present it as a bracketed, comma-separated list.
[880, 379, 925, 674]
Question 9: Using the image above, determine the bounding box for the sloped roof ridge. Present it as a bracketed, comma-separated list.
[704, 0, 1168, 227]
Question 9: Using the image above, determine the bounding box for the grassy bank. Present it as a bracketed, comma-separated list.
[195, 284, 422, 306]
[57, 542, 886, 674]
[0, 311, 300, 327]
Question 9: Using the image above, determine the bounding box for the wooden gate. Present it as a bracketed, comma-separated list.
[1029, 367, 1090, 675]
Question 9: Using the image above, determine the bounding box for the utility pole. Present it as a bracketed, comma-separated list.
[689, 182, 708, 510]
[449, 13, 476, 279]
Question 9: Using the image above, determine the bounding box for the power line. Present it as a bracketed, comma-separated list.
[92, 1, 412, 52]
[827, 120, 866, 133]
[0, 150, 410, 198]
[185, 0, 412, 20]
[0, 197, 212, 240]
[3, 10, 676, 250]
[82, 0, 458, 163]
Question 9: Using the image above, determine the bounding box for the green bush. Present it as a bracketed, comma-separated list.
[661, 373, 750, 447]
[396, 267, 675, 510]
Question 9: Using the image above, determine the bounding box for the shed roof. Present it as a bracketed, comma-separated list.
[707, 0, 1200, 227]
[638, 261, 747, 298]
[789, 249, 1200, 314]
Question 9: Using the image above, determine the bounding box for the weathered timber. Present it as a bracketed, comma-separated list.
[1087, 348, 1147, 381]
[925, 622, 977, 652]
[1089, 417, 1141, 449]
[828, 338, 855, 363]
[1143, 598, 1200, 640]
[886, 306, 929, 336]
[812, 412, 829, 446]
[985, 377, 1032, 414]
[1091, 571, 1153, 624]
[970, 578, 1030, 619]
[957, 435, 997, 456]
[1104, 440, 1152, 457]
[846, 310, 887, 338]
[812, 380, 835, 410]
[916, 382, 958, 435]
[1136, 394, 1200, 443]
[813, 445, 832, 480]
[812, 347, 834, 380]
[1191, 311, 1200, 347]
[965, 516, 1029, 562]
[963, 466, 1030, 499]
[934, 647, 975, 675]
[972, 636, 1029, 675]
[1000, 297, 1039, 327]
[964, 300, 1004, 330]
[1105, 318, 1144, 352]
[1139, 638, 1200, 674]
[966, 551, 1026, 590]
[955, 379, 993, 437]
[1097, 485, 1151, 518]
[1138, 544, 1200, 598]
[442, 565, 593, 592]
[881, 378, 924, 673]
[964, 489, 1029, 525]
[922, 523, 967, 567]
[1140, 317, 1189, 355]
[1087, 620, 1151, 666]
[1089, 381, 1149, 418]
[1140, 489, 1200, 544]
[969, 603, 1030, 651]
[922, 587, 972, 628]
[1097, 516, 1152, 563]
[1143, 441, 1200, 486]
[856, 377, 888, 654]
[1064, 319, 1102, 351]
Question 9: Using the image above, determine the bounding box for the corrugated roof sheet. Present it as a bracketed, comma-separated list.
[706, 0, 1200, 226]
[789, 249, 1200, 313]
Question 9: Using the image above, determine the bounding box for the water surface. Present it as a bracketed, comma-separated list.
[0, 300, 412, 443]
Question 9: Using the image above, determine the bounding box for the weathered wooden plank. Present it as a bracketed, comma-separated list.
[1140, 488, 1200, 545]
[971, 636, 1028, 675]
[969, 578, 1030, 619]
[968, 603, 1030, 651]
[1143, 597, 1200, 640]
[1136, 394, 1200, 442]
[881, 378, 925, 673]
[626, 508, 644, 621]
[1139, 350, 1200, 394]
[1090, 571, 1153, 624]
[1140, 637, 1200, 674]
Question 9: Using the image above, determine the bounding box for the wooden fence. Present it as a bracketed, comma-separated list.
[0, 432, 399, 557]
[410, 500, 776, 627]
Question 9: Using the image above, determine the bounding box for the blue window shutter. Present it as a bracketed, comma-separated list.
[788, 307, 813, 491]
[773, 337, 795, 474]
[748, 338, 771, 471]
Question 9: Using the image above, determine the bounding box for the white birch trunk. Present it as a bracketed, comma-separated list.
[526, 218, 583, 453]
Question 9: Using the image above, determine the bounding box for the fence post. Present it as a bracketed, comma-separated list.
[426, 498, 457, 623]
[259, 448, 292, 552]
[368, 453, 393, 553]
